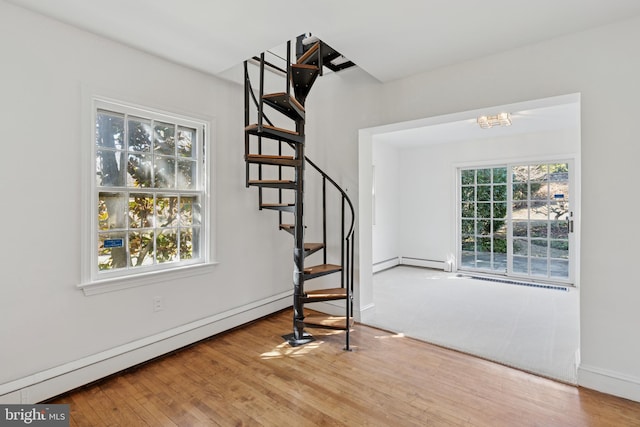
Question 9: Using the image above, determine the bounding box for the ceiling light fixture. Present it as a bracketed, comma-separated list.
[477, 112, 512, 129]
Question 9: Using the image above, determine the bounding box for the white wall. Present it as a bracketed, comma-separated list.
[303, 67, 385, 317]
[3, 0, 640, 404]
[396, 128, 578, 266]
[355, 16, 640, 401]
[0, 2, 294, 402]
[371, 140, 401, 266]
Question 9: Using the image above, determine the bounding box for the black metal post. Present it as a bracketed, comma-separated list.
[286, 40, 291, 98]
[258, 53, 264, 129]
[322, 177, 327, 265]
[284, 38, 313, 346]
[287, 129, 312, 346]
[318, 42, 324, 76]
[244, 61, 250, 188]
[341, 196, 345, 287]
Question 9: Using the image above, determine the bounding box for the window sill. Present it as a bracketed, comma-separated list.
[77, 262, 219, 296]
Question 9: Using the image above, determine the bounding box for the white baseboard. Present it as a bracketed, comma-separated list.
[373, 257, 448, 274]
[372, 257, 400, 273]
[578, 364, 640, 403]
[358, 303, 376, 324]
[400, 257, 446, 270]
[0, 291, 293, 404]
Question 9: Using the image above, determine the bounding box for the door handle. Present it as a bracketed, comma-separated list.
[567, 211, 574, 233]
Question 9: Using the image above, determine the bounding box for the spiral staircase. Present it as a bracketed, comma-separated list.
[244, 35, 355, 349]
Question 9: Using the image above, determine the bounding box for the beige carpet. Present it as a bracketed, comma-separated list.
[365, 266, 579, 384]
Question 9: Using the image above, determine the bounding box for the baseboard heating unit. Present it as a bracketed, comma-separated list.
[457, 274, 569, 292]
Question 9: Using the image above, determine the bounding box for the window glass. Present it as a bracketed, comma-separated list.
[92, 101, 207, 280]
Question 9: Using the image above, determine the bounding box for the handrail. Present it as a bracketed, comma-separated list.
[305, 156, 355, 240]
[245, 63, 275, 127]
[305, 155, 355, 296]
[251, 56, 287, 75]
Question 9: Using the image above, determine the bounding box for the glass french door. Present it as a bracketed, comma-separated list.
[459, 162, 573, 284]
[460, 167, 508, 273]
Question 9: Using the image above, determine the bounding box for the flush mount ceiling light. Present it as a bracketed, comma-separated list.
[477, 112, 512, 129]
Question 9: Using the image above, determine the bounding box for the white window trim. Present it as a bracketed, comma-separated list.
[79, 95, 216, 295]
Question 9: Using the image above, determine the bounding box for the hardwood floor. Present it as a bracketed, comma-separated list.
[49, 309, 640, 426]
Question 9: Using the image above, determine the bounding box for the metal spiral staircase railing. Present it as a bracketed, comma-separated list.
[244, 35, 356, 349]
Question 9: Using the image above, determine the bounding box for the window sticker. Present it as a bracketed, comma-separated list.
[103, 238, 124, 248]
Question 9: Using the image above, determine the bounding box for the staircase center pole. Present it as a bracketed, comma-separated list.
[292, 138, 305, 341]
[291, 39, 309, 345]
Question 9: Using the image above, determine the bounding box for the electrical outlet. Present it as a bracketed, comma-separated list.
[153, 296, 164, 312]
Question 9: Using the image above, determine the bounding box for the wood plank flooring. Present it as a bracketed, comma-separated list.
[49, 309, 640, 426]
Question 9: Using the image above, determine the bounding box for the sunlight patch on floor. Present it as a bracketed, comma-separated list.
[374, 332, 405, 339]
[260, 340, 325, 359]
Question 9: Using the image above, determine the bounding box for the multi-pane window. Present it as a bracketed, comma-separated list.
[511, 163, 570, 279]
[459, 162, 572, 283]
[93, 100, 207, 279]
[460, 167, 508, 272]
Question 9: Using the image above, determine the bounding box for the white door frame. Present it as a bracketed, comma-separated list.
[357, 94, 581, 322]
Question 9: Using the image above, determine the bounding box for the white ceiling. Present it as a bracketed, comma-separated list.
[370, 95, 580, 148]
[7, 0, 640, 83]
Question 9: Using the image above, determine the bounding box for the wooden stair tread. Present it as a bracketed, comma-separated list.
[291, 64, 320, 102]
[305, 287, 347, 298]
[263, 92, 305, 112]
[297, 41, 341, 67]
[245, 124, 298, 136]
[304, 242, 324, 253]
[247, 180, 296, 189]
[245, 123, 303, 144]
[262, 92, 305, 121]
[246, 154, 301, 167]
[248, 179, 294, 184]
[304, 263, 342, 275]
[304, 315, 352, 330]
[297, 42, 320, 65]
[292, 63, 319, 71]
[261, 203, 295, 212]
[247, 154, 295, 160]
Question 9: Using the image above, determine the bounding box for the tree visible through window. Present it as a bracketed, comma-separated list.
[459, 162, 572, 283]
[460, 167, 508, 272]
[94, 101, 206, 278]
